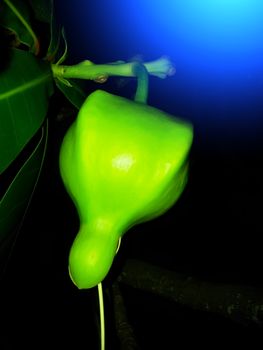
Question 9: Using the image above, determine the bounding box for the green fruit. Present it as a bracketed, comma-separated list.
[59, 89, 193, 289]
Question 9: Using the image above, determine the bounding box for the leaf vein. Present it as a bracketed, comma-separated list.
[0, 73, 52, 101]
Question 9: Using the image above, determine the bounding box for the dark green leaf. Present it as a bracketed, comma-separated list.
[0, 120, 48, 262]
[28, 0, 53, 24]
[0, 48, 54, 174]
[0, 0, 34, 49]
[45, 0, 64, 62]
[55, 78, 87, 109]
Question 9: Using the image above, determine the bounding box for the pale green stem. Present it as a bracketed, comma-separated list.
[98, 282, 105, 350]
[51, 56, 175, 82]
[132, 62, 149, 104]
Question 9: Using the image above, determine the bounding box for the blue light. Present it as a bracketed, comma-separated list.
[64, 0, 263, 141]
[124, 0, 263, 71]
[120, 0, 263, 138]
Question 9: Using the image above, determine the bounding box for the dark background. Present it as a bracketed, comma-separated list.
[2, 0, 263, 348]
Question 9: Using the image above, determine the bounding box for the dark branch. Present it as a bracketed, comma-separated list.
[111, 281, 140, 350]
[117, 259, 263, 327]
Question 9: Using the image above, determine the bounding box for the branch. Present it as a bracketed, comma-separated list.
[111, 281, 140, 350]
[51, 56, 175, 83]
[118, 259, 263, 327]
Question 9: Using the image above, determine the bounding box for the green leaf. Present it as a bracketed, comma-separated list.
[45, 0, 63, 62]
[0, 120, 48, 259]
[0, 0, 36, 51]
[55, 78, 87, 110]
[0, 48, 54, 174]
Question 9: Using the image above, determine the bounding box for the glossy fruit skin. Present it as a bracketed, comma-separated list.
[59, 89, 193, 289]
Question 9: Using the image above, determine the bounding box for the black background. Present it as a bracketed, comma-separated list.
[2, 0, 263, 348]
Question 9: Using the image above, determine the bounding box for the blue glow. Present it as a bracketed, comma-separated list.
[142, 0, 263, 70]
[61, 0, 263, 143]
[118, 0, 263, 140]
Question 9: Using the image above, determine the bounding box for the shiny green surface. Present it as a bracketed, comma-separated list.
[0, 48, 53, 173]
[59, 89, 193, 289]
